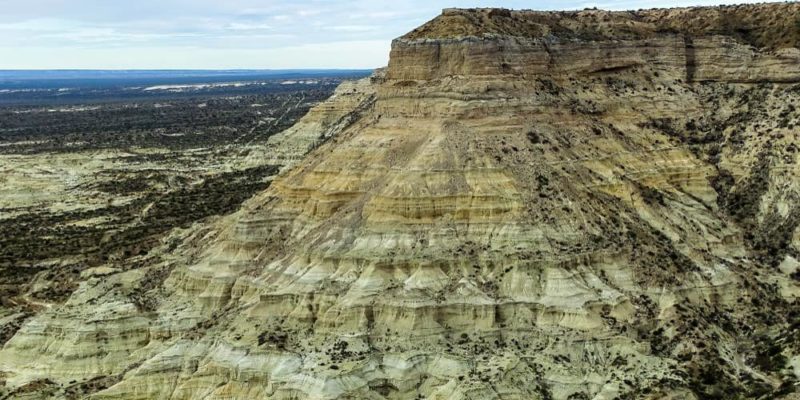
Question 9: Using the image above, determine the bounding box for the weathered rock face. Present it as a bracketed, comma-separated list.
[389, 35, 800, 83]
[247, 74, 378, 169]
[390, 4, 800, 82]
[2, 4, 800, 400]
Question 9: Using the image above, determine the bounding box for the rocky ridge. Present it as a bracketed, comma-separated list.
[1, 4, 799, 400]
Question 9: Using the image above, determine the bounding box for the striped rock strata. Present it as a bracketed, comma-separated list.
[2, 4, 799, 400]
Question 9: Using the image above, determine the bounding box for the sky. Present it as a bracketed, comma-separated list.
[0, 0, 767, 70]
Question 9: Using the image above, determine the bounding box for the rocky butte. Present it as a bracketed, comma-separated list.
[1, 3, 800, 400]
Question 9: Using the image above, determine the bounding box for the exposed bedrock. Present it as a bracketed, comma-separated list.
[1, 4, 799, 400]
[387, 35, 800, 83]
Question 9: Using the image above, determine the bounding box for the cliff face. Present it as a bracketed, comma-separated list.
[246, 75, 378, 169]
[2, 4, 800, 400]
[391, 5, 800, 82]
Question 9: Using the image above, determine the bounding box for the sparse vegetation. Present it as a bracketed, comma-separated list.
[0, 75, 357, 308]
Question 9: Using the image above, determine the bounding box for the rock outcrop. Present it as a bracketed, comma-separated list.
[246, 73, 379, 169]
[2, 4, 799, 400]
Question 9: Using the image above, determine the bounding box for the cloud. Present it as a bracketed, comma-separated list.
[347, 11, 408, 19]
[0, 18, 79, 32]
[326, 25, 378, 32]
[297, 9, 322, 17]
[225, 22, 273, 31]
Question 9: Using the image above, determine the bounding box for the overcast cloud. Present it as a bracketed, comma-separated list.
[0, 0, 767, 69]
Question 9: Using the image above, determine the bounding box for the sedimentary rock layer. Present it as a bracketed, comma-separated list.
[1, 4, 799, 400]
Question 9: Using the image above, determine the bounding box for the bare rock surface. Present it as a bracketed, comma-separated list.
[2, 4, 800, 400]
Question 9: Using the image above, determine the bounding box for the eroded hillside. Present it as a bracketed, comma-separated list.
[1, 4, 799, 400]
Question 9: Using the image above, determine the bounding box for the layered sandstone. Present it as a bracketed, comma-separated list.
[391, 5, 800, 82]
[245, 74, 379, 169]
[2, 4, 799, 400]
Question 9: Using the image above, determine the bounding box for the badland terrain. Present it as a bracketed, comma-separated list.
[1, 4, 799, 400]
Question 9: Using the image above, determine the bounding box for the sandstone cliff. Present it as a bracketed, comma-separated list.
[2, 4, 800, 400]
